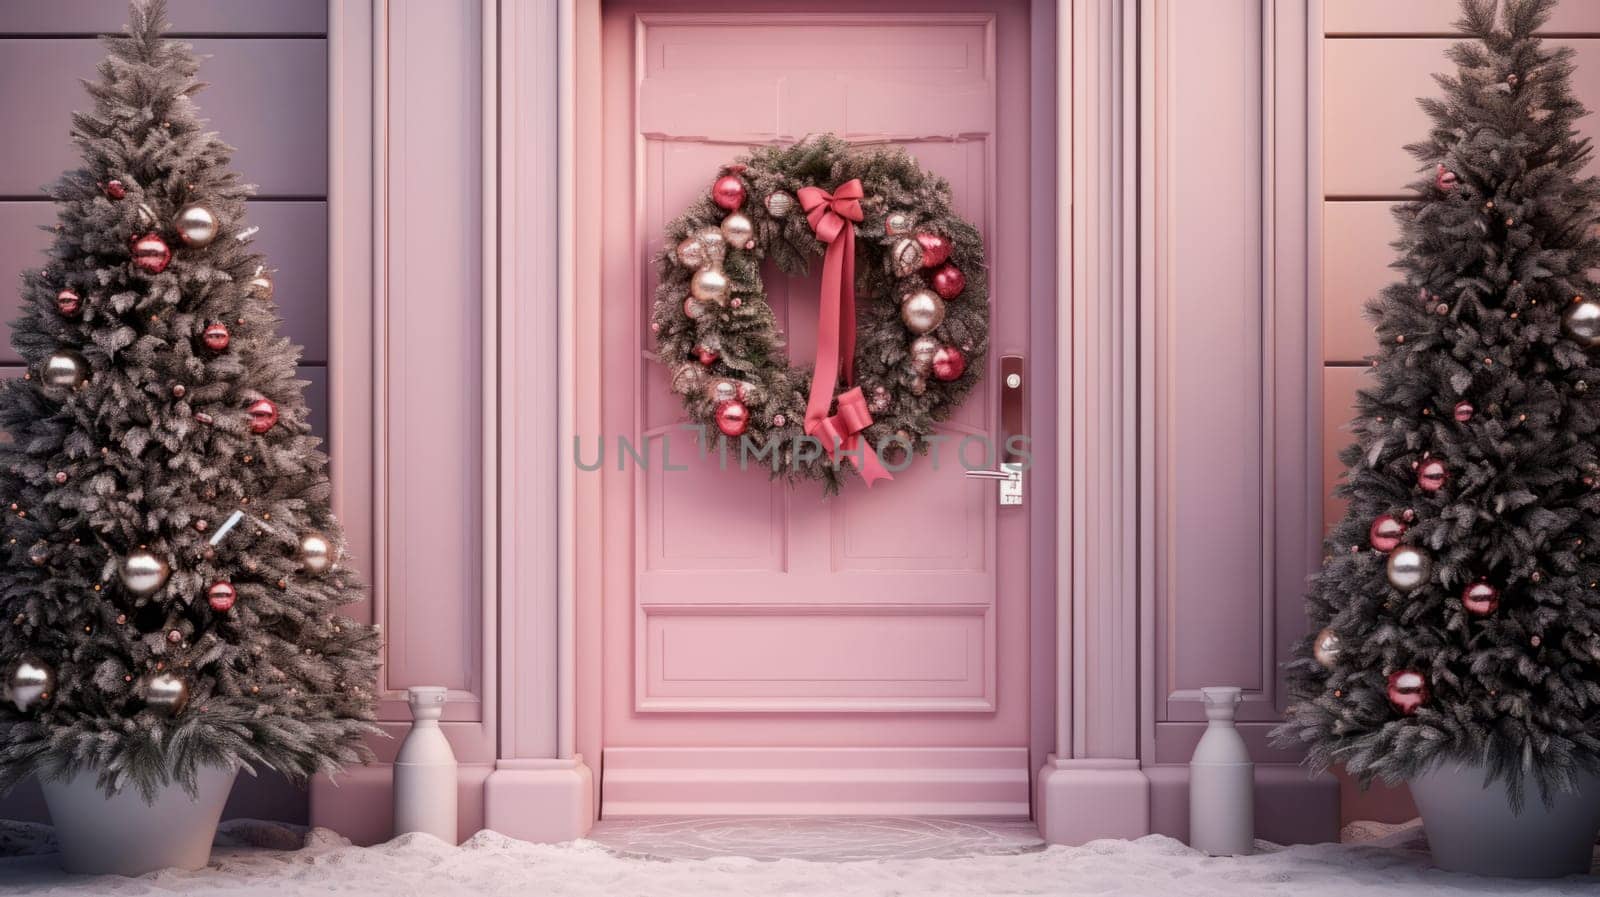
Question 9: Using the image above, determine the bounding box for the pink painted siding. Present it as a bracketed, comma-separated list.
[1317, 3, 1600, 824]
[0, 4, 332, 827]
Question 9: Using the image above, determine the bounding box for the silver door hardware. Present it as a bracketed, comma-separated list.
[964, 354, 1025, 506]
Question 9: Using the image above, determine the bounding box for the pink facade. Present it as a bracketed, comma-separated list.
[8, 0, 1600, 848]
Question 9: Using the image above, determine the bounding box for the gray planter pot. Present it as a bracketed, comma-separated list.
[39, 764, 237, 876]
[1409, 761, 1600, 878]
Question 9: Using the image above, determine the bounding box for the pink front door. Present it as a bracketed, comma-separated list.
[598, 0, 1039, 816]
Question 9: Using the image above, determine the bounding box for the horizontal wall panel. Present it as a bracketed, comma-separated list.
[1323, 200, 1398, 363]
[0, 201, 328, 364]
[0, 38, 327, 198]
[1325, 2, 1600, 36]
[1324, 39, 1600, 197]
[0, 363, 326, 446]
[0, 2, 326, 35]
[1322, 365, 1364, 534]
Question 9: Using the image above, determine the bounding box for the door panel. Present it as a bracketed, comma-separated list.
[599, 1, 1033, 802]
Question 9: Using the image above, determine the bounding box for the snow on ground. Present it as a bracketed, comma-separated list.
[1, 819, 1597, 896]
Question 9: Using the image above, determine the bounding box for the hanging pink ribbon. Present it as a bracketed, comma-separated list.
[797, 179, 892, 486]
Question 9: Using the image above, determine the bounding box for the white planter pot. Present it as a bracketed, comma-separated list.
[39, 764, 237, 876]
[1410, 762, 1600, 878]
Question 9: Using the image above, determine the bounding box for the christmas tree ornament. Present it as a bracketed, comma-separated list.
[27, 541, 49, 567]
[1416, 458, 1449, 491]
[300, 532, 334, 573]
[711, 174, 747, 210]
[1312, 628, 1342, 667]
[1435, 164, 1459, 191]
[695, 345, 719, 366]
[5, 658, 53, 712]
[694, 226, 728, 264]
[891, 237, 924, 276]
[1561, 297, 1600, 348]
[1386, 546, 1432, 592]
[1386, 669, 1428, 715]
[675, 234, 708, 269]
[166, 629, 183, 644]
[715, 400, 749, 437]
[683, 296, 710, 319]
[730, 297, 742, 309]
[1453, 401, 1474, 423]
[130, 232, 172, 274]
[247, 266, 275, 299]
[909, 335, 940, 375]
[915, 232, 952, 268]
[134, 202, 159, 230]
[235, 225, 260, 242]
[41, 350, 90, 391]
[103, 179, 126, 200]
[736, 380, 765, 405]
[142, 673, 189, 716]
[206, 581, 236, 612]
[1462, 580, 1500, 616]
[764, 192, 795, 218]
[885, 212, 912, 236]
[691, 267, 730, 304]
[900, 289, 946, 335]
[670, 363, 706, 396]
[772, 413, 787, 427]
[930, 264, 966, 300]
[54, 471, 68, 484]
[55, 289, 81, 317]
[1368, 514, 1407, 551]
[118, 549, 171, 598]
[201, 322, 230, 351]
[247, 397, 279, 434]
[720, 212, 756, 250]
[173, 203, 219, 247]
[932, 345, 967, 381]
[208, 510, 245, 546]
[706, 378, 740, 404]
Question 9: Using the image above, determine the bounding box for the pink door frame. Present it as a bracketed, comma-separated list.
[307, 0, 1339, 847]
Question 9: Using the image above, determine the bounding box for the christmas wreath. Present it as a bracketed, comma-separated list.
[652, 136, 989, 493]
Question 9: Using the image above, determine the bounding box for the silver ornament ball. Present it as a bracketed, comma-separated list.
[300, 532, 334, 574]
[119, 549, 171, 598]
[41, 350, 90, 392]
[901, 289, 946, 335]
[173, 204, 220, 247]
[909, 335, 941, 376]
[1563, 298, 1600, 349]
[1312, 627, 1342, 668]
[675, 235, 708, 269]
[886, 212, 913, 236]
[5, 658, 54, 712]
[720, 212, 756, 251]
[694, 226, 727, 265]
[1385, 545, 1432, 592]
[891, 237, 924, 277]
[142, 673, 189, 716]
[691, 268, 731, 305]
[248, 268, 275, 300]
[765, 192, 796, 219]
[706, 378, 740, 405]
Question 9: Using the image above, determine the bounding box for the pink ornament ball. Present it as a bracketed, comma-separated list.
[931, 345, 966, 381]
[712, 175, 747, 211]
[716, 400, 749, 437]
[930, 264, 966, 300]
[915, 232, 952, 269]
[1417, 458, 1448, 492]
[1368, 514, 1406, 552]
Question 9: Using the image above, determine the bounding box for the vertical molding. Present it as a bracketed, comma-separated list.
[481, 0, 502, 762]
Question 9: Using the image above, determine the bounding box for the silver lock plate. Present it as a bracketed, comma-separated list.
[998, 462, 1023, 506]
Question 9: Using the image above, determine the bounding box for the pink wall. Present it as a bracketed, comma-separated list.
[1317, 1, 1600, 825]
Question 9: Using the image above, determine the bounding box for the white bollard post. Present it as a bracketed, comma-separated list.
[393, 686, 458, 843]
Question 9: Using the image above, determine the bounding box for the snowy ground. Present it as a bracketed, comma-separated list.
[2, 818, 1597, 896]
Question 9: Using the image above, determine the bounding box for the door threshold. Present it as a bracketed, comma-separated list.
[586, 815, 1044, 862]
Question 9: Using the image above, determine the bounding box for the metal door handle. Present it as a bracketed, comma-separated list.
[964, 355, 1024, 506]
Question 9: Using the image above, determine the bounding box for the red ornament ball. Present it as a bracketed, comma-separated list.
[201, 322, 231, 352]
[716, 400, 749, 437]
[931, 345, 967, 382]
[1462, 580, 1500, 616]
[712, 175, 747, 211]
[1417, 458, 1448, 492]
[55, 289, 81, 317]
[915, 232, 952, 269]
[1386, 669, 1429, 715]
[695, 345, 719, 366]
[130, 233, 172, 274]
[207, 581, 237, 612]
[167, 629, 183, 644]
[1368, 514, 1406, 552]
[247, 397, 279, 434]
[1435, 165, 1459, 192]
[104, 179, 127, 200]
[930, 264, 966, 300]
[1453, 401, 1474, 423]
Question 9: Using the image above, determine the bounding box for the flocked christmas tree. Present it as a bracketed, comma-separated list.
[1277, 0, 1600, 803]
[0, 0, 379, 798]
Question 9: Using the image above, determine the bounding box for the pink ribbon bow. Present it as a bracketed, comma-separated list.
[797, 179, 892, 486]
